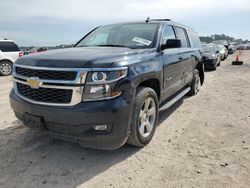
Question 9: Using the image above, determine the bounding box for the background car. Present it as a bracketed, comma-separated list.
[228, 43, 237, 54]
[0, 39, 23, 76]
[37, 47, 48, 52]
[202, 43, 221, 70]
[217, 45, 228, 60]
[213, 40, 229, 50]
[28, 48, 38, 54]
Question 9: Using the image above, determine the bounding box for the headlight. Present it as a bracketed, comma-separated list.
[209, 55, 216, 59]
[82, 67, 127, 101]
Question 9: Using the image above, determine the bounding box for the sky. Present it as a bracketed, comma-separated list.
[0, 0, 249, 46]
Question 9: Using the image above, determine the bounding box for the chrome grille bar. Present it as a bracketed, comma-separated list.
[13, 64, 89, 106]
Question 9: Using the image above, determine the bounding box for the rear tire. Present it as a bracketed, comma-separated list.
[0, 61, 13, 76]
[127, 87, 159, 147]
[188, 69, 200, 96]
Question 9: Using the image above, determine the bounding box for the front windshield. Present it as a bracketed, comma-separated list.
[202, 45, 215, 53]
[76, 23, 158, 49]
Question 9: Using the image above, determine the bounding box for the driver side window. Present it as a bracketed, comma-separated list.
[161, 25, 176, 45]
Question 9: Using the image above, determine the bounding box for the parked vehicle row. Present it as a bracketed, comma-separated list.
[202, 40, 234, 71]
[211, 40, 239, 54]
[237, 43, 250, 50]
[24, 47, 48, 55]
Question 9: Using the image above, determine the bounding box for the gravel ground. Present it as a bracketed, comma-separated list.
[0, 51, 249, 188]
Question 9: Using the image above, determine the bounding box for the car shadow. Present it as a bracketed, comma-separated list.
[158, 98, 184, 125]
[0, 99, 184, 187]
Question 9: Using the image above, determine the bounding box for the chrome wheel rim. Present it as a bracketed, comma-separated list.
[0, 63, 12, 75]
[138, 97, 156, 138]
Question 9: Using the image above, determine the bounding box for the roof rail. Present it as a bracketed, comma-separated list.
[146, 17, 171, 23]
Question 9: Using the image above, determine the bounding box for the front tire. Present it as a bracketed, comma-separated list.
[0, 61, 13, 76]
[127, 87, 159, 147]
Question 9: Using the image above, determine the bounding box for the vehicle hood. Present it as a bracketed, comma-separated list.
[203, 52, 215, 57]
[15, 47, 155, 68]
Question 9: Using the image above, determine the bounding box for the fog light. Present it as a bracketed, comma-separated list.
[93, 125, 108, 131]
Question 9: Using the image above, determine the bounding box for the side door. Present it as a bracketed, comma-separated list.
[174, 26, 194, 88]
[161, 25, 186, 101]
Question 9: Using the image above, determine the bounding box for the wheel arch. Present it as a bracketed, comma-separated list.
[0, 59, 14, 64]
[136, 78, 161, 100]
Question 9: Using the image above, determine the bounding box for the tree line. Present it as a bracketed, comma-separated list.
[199, 34, 249, 43]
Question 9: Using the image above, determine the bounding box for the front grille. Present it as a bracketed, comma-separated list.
[16, 67, 77, 81]
[17, 83, 72, 104]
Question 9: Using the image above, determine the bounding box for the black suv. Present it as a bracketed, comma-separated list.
[10, 19, 204, 150]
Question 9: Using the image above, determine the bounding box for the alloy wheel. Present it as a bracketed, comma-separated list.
[138, 97, 156, 138]
[0, 63, 12, 76]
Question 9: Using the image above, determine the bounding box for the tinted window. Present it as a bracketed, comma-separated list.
[76, 23, 158, 49]
[161, 25, 176, 44]
[175, 27, 190, 48]
[189, 30, 201, 48]
[0, 42, 20, 52]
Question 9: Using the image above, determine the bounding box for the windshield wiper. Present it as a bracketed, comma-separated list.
[76, 44, 135, 49]
[93, 44, 135, 49]
[76, 45, 90, 47]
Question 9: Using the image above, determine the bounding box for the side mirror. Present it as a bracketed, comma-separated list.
[161, 39, 181, 51]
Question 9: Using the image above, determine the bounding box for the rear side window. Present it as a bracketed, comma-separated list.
[188, 30, 201, 48]
[161, 25, 176, 44]
[174, 27, 190, 48]
[0, 42, 20, 52]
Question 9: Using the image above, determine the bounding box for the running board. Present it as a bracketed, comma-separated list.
[159, 87, 191, 112]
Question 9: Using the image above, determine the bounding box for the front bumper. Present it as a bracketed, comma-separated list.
[203, 58, 216, 69]
[10, 89, 134, 150]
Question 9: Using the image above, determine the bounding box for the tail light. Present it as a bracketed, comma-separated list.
[19, 51, 24, 57]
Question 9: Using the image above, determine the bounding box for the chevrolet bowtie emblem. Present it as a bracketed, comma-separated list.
[27, 77, 42, 89]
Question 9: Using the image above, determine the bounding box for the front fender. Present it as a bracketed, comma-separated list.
[128, 57, 163, 90]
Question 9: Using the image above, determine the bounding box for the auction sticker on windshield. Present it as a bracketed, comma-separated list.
[132, 37, 152, 46]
